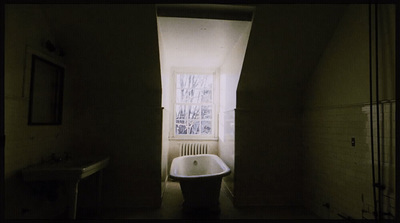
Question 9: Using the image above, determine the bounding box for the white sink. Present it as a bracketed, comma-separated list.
[21, 155, 110, 219]
[22, 156, 110, 181]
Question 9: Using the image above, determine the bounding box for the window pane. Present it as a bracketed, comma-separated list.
[176, 89, 202, 103]
[176, 120, 187, 135]
[201, 106, 212, 119]
[201, 89, 212, 103]
[175, 73, 214, 136]
[177, 74, 189, 88]
[188, 121, 200, 134]
[178, 74, 213, 90]
[176, 105, 186, 119]
[188, 105, 200, 119]
[192, 75, 212, 89]
[176, 89, 189, 103]
[189, 89, 201, 103]
[204, 75, 213, 89]
[188, 75, 201, 89]
[175, 89, 185, 103]
[201, 121, 212, 134]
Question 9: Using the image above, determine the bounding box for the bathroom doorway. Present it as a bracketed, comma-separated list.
[155, 4, 254, 201]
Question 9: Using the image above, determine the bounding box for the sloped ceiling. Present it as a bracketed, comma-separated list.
[157, 16, 251, 70]
[40, 4, 159, 63]
[40, 4, 347, 105]
[238, 4, 347, 108]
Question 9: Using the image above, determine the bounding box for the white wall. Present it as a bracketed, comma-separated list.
[219, 22, 252, 112]
[157, 18, 170, 197]
[5, 5, 75, 218]
[234, 4, 346, 206]
[218, 21, 252, 198]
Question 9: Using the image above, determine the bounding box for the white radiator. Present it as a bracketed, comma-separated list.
[180, 143, 209, 156]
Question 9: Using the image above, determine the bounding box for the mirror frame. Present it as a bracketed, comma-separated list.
[28, 54, 64, 125]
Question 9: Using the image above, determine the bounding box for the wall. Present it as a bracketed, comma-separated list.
[7, 4, 395, 218]
[53, 5, 163, 209]
[5, 5, 75, 218]
[5, 4, 163, 218]
[234, 109, 303, 206]
[158, 20, 169, 197]
[234, 4, 345, 206]
[218, 21, 252, 198]
[302, 4, 396, 219]
[161, 108, 169, 197]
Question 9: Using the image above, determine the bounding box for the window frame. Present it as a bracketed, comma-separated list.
[171, 70, 219, 139]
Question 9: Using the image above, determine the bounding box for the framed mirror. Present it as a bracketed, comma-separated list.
[28, 54, 64, 125]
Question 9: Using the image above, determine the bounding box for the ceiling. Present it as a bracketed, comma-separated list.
[157, 16, 252, 70]
[40, 4, 347, 101]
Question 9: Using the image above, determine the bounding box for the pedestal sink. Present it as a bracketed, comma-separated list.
[21, 155, 110, 219]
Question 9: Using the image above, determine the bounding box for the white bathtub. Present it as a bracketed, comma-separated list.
[169, 154, 231, 212]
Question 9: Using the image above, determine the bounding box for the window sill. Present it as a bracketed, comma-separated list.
[169, 137, 219, 141]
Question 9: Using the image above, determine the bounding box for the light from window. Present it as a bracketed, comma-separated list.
[175, 74, 213, 136]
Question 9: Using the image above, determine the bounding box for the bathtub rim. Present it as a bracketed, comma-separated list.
[169, 154, 231, 181]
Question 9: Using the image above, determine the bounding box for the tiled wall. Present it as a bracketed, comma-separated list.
[302, 4, 396, 219]
[303, 102, 396, 219]
[233, 4, 347, 206]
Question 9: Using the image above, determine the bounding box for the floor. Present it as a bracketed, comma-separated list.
[77, 181, 318, 220]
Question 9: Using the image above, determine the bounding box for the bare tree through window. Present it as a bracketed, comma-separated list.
[175, 74, 213, 135]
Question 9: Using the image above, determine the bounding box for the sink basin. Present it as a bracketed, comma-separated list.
[21, 155, 110, 219]
[22, 156, 110, 181]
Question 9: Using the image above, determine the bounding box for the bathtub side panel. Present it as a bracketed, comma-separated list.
[180, 178, 222, 209]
